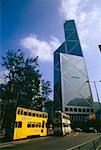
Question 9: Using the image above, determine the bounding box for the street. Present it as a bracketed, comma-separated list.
[1, 133, 100, 150]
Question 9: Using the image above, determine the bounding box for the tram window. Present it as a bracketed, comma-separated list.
[32, 113, 35, 117]
[27, 123, 31, 128]
[17, 109, 20, 114]
[43, 114, 47, 118]
[28, 112, 31, 116]
[36, 123, 38, 127]
[39, 114, 42, 117]
[36, 113, 38, 117]
[18, 122, 22, 128]
[45, 114, 47, 118]
[21, 110, 23, 115]
[15, 121, 22, 128]
[32, 123, 35, 128]
[24, 111, 27, 116]
[39, 123, 41, 127]
[42, 114, 44, 118]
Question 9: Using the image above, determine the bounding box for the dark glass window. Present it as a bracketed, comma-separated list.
[87, 109, 89, 112]
[28, 112, 31, 116]
[27, 123, 31, 128]
[21, 110, 23, 115]
[36, 123, 38, 127]
[32, 123, 35, 128]
[24, 111, 27, 115]
[70, 108, 73, 111]
[15, 121, 22, 128]
[39, 123, 41, 127]
[65, 108, 68, 111]
[83, 109, 85, 112]
[17, 109, 20, 114]
[36, 114, 38, 117]
[18, 122, 22, 128]
[39, 114, 42, 117]
[78, 108, 81, 112]
[32, 113, 35, 117]
[44, 114, 47, 118]
[74, 108, 77, 112]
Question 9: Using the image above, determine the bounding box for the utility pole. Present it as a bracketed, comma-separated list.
[93, 81, 101, 104]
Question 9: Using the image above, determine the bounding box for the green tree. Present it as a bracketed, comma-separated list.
[41, 80, 52, 100]
[41, 80, 52, 109]
[1, 50, 41, 107]
[1, 50, 41, 141]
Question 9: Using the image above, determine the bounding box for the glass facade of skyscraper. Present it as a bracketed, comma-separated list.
[54, 20, 92, 114]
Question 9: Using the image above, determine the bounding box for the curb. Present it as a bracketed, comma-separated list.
[0, 136, 51, 148]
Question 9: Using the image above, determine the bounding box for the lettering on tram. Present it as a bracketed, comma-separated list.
[13, 107, 48, 140]
[53, 111, 72, 136]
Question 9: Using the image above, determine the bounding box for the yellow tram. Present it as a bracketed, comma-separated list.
[13, 107, 48, 140]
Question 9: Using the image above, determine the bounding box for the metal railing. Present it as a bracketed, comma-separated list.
[68, 134, 101, 150]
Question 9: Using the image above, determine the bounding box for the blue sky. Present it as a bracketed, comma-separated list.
[1, 0, 101, 102]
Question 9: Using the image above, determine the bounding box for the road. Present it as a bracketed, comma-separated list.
[1, 133, 101, 150]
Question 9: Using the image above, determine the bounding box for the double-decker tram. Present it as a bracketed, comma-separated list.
[13, 107, 48, 140]
[53, 111, 72, 136]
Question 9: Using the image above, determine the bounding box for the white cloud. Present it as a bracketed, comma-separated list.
[59, 0, 101, 75]
[20, 35, 61, 62]
[59, 0, 101, 52]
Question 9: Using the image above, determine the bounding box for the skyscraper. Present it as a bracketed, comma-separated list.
[54, 20, 93, 122]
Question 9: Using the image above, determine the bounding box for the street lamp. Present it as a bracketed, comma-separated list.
[93, 81, 101, 104]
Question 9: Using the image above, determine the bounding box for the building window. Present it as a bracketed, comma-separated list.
[70, 108, 73, 111]
[65, 108, 68, 111]
[74, 108, 77, 112]
[87, 109, 89, 112]
[78, 108, 81, 112]
[83, 108, 85, 112]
